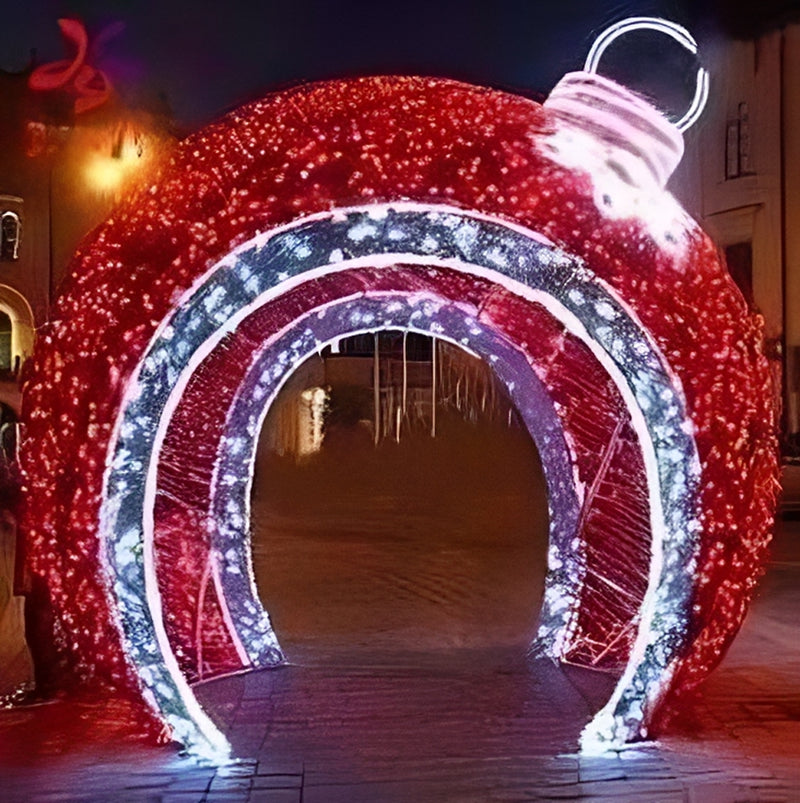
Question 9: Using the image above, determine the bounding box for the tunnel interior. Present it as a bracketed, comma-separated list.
[250, 331, 550, 664]
[94, 203, 697, 754]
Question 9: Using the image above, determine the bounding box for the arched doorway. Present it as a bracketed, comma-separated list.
[0, 284, 35, 381]
[250, 333, 549, 663]
[113, 207, 687, 755]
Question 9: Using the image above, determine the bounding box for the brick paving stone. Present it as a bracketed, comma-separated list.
[208, 777, 252, 791]
[205, 779, 253, 802]
[254, 760, 304, 776]
[0, 522, 797, 801]
[580, 778, 685, 797]
[247, 790, 301, 803]
[166, 775, 215, 793]
[686, 783, 770, 803]
[124, 775, 179, 789]
[216, 761, 258, 777]
[577, 765, 627, 782]
[535, 785, 594, 800]
[251, 774, 303, 789]
[304, 780, 478, 803]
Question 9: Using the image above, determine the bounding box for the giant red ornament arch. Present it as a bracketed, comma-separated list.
[20, 68, 777, 757]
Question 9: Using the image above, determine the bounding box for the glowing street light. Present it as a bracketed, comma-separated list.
[84, 125, 149, 196]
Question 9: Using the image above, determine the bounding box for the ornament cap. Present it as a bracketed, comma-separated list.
[544, 70, 685, 189]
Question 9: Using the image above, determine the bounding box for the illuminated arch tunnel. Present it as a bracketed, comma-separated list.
[20, 73, 777, 758]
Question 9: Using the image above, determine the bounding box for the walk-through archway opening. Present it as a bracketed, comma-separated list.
[250, 331, 549, 664]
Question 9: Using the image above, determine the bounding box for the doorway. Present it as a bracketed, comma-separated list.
[250, 332, 550, 665]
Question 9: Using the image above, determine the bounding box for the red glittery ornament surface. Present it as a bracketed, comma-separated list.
[20, 75, 778, 742]
[155, 265, 650, 682]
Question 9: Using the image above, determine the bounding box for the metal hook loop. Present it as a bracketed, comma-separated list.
[584, 16, 709, 132]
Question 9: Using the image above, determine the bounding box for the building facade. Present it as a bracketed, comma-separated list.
[672, 21, 800, 459]
[0, 69, 47, 392]
[0, 65, 175, 416]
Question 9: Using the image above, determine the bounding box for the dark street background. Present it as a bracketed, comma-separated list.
[3, 1, 796, 130]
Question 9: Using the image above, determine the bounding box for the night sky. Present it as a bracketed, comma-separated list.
[2, 1, 798, 130]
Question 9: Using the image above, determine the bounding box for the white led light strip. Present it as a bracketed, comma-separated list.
[584, 16, 709, 132]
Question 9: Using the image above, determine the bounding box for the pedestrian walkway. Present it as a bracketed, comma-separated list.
[1, 520, 798, 801]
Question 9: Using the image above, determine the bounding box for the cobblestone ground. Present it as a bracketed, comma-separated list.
[1, 422, 798, 802]
[0, 519, 797, 801]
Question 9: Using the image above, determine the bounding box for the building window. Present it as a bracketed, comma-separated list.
[1, 211, 21, 261]
[0, 311, 11, 372]
[724, 102, 754, 180]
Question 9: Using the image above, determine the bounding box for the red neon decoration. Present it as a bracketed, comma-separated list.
[28, 19, 113, 115]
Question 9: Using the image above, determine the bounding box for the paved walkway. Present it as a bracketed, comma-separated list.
[1, 519, 798, 801]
